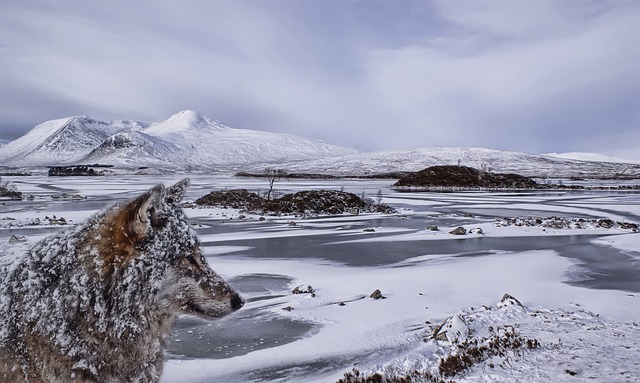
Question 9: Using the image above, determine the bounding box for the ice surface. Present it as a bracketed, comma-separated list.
[1, 175, 639, 382]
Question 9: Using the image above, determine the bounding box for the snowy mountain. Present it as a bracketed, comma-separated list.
[0, 117, 149, 166]
[139, 110, 359, 167]
[1, 111, 638, 178]
[80, 131, 179, 167]
[0, 111, 358, 169]
[274, 146, 640, 178]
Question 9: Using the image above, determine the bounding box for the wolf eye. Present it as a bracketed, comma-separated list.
[189, 256, 201, 267]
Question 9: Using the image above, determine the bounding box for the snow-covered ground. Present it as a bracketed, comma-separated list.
[1, 175, 639, 382]
[544, 151, 640, 164]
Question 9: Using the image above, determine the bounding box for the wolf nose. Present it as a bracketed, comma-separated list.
[231, 294, 244, 311]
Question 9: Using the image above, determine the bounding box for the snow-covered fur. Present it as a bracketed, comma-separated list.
[0, 179, 244, 382]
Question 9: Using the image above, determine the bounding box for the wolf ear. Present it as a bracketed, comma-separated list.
[130, 184, 164, 238]
[165, 178, 190, 204]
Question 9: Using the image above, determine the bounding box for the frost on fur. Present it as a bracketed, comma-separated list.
[0, 178, 243, 383]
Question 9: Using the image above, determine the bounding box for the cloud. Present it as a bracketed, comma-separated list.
[359, 1, 640, 153]
[1, 1, 639, 158]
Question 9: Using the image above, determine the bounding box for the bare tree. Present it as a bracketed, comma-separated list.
[375, 189, 383, 205]
[0, 176, 17, 193]
[264, 168, 287, 200]
[479, 161, 493, 181]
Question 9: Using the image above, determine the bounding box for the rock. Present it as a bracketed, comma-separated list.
[426, 225, 439, 231]
[449, 226, 467, 235]
[292, 285, 314, 295]
[497, 293, 524, 308]
[597, 219, 614, 229]
[338, 302, 346, 306]
[259, 216, 266, 221]
[51, 193, 86, 200]
[8, 234, 27, 243]
[469, 227, 483, 234]
[370, 289, 385, 299]
[363, 228, 376, 233]
[47, 216, 68, 225]
[282, 306, 294, 311]
[619, 221, 639, 232]
[433, 314, 470, 342]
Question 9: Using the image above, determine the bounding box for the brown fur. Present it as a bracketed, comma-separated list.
[0, 179, 243, 382]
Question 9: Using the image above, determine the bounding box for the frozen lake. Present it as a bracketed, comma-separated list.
[1, 175, 639, 382]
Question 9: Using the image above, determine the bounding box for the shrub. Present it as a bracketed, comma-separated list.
[337, 368, 454, 383]
[0, 176, 22, 199]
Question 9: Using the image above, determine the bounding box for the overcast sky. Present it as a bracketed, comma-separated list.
[1, 1, 639, 159]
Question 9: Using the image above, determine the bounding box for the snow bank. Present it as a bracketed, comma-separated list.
[162, 248, 640, 382]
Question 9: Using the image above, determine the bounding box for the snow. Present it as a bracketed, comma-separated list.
[545, 152, 640, 164]
[0, 110, 358, 169]
[1, 175, 639, 382]
[0, 116, 146, 166]
[1, 112, 638, 178]
[160, 250, 640, 382]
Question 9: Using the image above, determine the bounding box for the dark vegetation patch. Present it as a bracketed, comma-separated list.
[394, 166, 537, 189]
[335, 324, 541, 383]
[47, 164, 114, 176]
[494, 216, 639, 232]
[337, 368, 455, 383]
[236, 171, 414, 180]
[195, 189, 397, 215]
[437, 326, 540, 377]
[0, 176, 22, 199]
[542, 183, 640, 190]
[195, 189, 264, 210]
[235, 171, 340, 180]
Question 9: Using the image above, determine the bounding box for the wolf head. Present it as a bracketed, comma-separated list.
[98, 178, 244, 320]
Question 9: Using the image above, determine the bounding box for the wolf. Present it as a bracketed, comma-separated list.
[0, 179, 244, 382]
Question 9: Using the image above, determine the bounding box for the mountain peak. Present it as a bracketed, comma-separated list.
[145, 110, 228, 137]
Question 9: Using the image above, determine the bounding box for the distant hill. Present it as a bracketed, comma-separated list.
[0, 110, 358, 169]
[544, 152, 640, 165]
[272, 147, 640, 179]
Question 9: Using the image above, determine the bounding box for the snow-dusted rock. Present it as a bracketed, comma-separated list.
[497, 293, 524, 308]
[8, 234, 27, 243]
[449, 226, 467, 235]
[432, 314, 470, 343]
[292, 285, 315, 295]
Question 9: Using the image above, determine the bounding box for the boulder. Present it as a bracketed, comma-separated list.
[497, 293, 524, 308]
[8, 234, 27, 243]
[433, 314, 470, 342]
[292, 285, 314, 295]
[449, 226, 467, 235]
